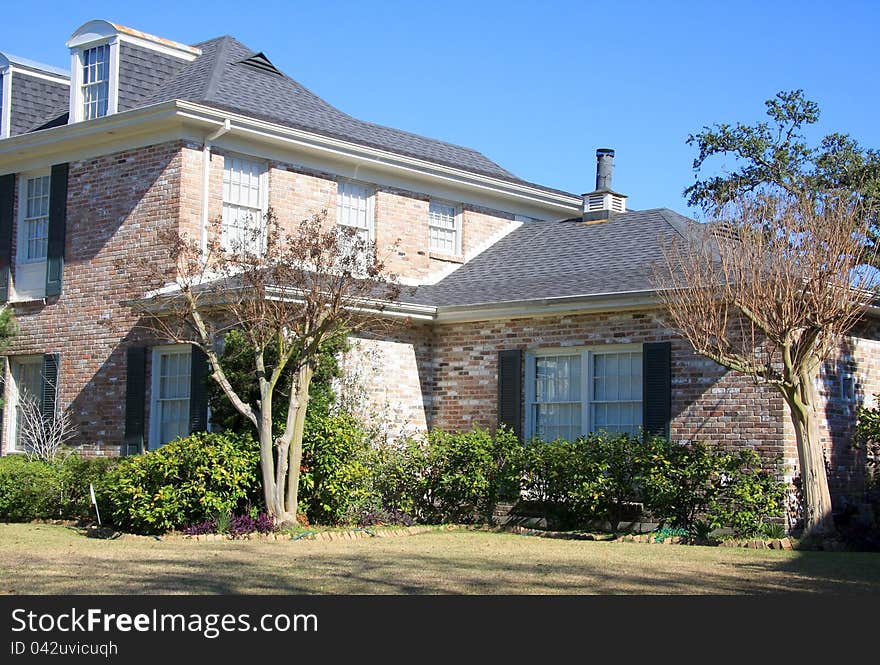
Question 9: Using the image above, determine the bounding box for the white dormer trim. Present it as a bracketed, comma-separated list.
[0, 65, 10, 140]
[67, 20, 201, 61]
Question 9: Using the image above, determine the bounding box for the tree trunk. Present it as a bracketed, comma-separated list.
[258, 410, 280, 519]
[783, 374, 835, 539]
[285, 364, 314, 517]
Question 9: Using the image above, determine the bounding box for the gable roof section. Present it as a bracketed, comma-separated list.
[410, 209, 694, 308]
[28, 34, 571, 196]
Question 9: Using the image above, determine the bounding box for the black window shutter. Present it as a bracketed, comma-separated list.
[497, 349, 523, 440]
[45, 163, 68, 298]
[123, 347, 147, 455]
[189, 346, 209, 433]
[0, 174, 14, 303]
[41, 353, 60, 420]
[642, 341, 672, 439]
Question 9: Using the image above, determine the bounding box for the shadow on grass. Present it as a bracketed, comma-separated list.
[4, 530, 880, 595]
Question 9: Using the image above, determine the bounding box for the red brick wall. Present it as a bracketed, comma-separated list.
[1, 141, 186, 455]
[430, 309, 789, 477]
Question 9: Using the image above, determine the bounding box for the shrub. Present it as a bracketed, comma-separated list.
[0, 453, 117, 522]
[856, 395, 880, 490]
[369, 439, 426, 516]
[519, 433, 659, 529]
[0, 455, 61, 521]
[416, 427, 521, 523]
[299, 412, 376, 525]
[642, 441, 786, 538]
[104, 432, 260, 535]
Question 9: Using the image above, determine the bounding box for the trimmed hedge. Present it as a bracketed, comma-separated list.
[0, 454, 117, 522]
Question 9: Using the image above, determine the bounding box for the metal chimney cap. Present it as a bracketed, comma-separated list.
[596, 148, 615, 157]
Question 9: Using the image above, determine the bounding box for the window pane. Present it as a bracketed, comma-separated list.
[428, 201, 459, 254]
[337, 181, 372, 232]
[23, 175, 50, 261]
[222, 157, 266, 254]
[156, 349, 192, 447]
[533, 354, 582, 441]
[591, 351, 643, 435]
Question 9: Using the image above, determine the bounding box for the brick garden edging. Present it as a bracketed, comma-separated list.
[111, 524, 459, 542]
[465, 524, 796, 549]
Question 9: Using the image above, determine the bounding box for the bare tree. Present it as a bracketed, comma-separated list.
[128, 209, 400, 523]
[18, 396, 77, 462]
[653, 189, 877, 538]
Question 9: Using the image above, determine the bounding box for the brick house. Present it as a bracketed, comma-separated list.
[0, 20, 876, 507]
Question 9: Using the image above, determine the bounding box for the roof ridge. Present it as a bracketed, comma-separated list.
[202, 35, 235, 101]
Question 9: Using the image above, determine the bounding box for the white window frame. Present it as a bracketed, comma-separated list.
[524, 344, 643, 440]
[428, 199, 462, 256]
[149, 344, 192, 450]
[4, 355, 44, 454]
[68, 39, 119, 123]
[336, 179, 375, 241]
[221, 154, 269, 255]
[13, 171, 50, 301]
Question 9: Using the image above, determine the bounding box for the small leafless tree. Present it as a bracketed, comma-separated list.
[18, 396, 77, 462]
[652, 189, 877, 538]
[127, 209, 400, 523]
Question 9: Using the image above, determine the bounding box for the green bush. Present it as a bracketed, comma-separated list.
[299, 411, 376, 525]
[369, 438, 427, 517]
[104, 432, 260, 534]
[519, 433, 659, 529]
[0, 456, 61, 521]
[0, 454, 117, 522]
[642, 441, 785, 538]
[416, 427, 521, 523]
[856, 394, 880, 490]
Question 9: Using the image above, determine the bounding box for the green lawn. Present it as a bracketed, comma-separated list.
[1, 523, 879, 594]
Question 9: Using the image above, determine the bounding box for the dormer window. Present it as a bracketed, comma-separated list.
[80, 45, 110, 119]
[66, 20, 200, 125]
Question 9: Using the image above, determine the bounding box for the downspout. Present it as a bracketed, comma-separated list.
[201, 118, 232, 253]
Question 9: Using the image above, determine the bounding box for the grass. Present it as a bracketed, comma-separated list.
[1, 523, 879, 594]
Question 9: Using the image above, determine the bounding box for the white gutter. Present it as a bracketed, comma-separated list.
[434, 289, 662, 324]
[0, 100, 581, 216]
[201, 118, 231, 252]
[171, 101, 583, 214]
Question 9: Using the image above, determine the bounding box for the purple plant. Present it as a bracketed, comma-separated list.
[228, 512, 276, 537]
[182, 519, 216, 535]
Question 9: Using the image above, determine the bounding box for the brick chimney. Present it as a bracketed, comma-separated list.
[582, 148, 627, 222]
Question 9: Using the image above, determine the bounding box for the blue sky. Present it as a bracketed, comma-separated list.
[2, 1, 878, 216]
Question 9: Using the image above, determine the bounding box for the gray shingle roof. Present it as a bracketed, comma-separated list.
[30, 35, 572, 195]
[10, 72, 69, 136]
[409, 209, 694, 307]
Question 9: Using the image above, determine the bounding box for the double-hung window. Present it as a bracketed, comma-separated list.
[6, 355, 44, 453]
[428, 201, 461, 256]
[14, 173, 50, 299]
[526, 346, 643, 440]
[150, 345, 191, 449]
[336, 181, 374, 241]
[81, 45, 110, 120]
[336, 181, 374, 268]
[222, 156, 267, 255]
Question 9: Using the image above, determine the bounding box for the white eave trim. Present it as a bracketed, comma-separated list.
[434, 290, 662, 323]
[0, 99, 580, 213]
[171, 101, 583, 214]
